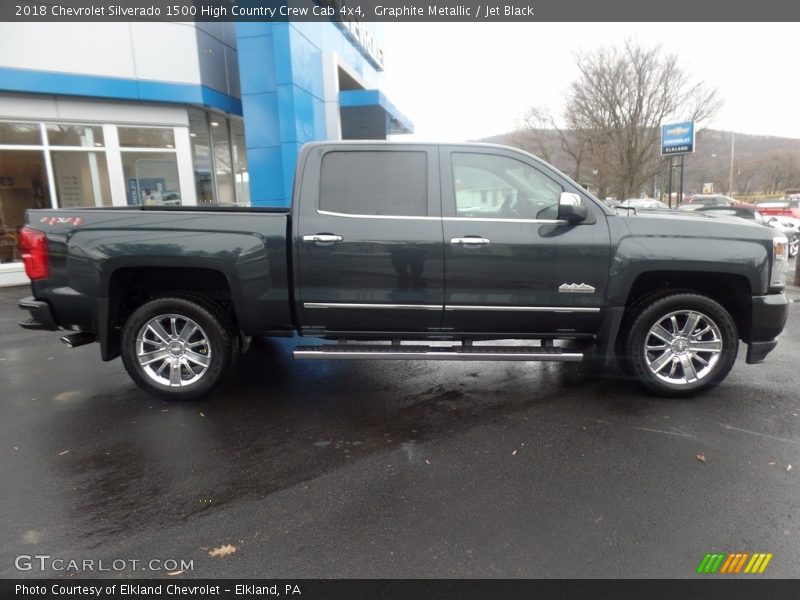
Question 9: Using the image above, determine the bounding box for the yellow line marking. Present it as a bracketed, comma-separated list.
[744, 554, 760, 573]
[758, 554, 773, 573]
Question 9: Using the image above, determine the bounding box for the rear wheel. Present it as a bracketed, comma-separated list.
[789, 234, 799, 258]
[625, 293, 738, 397]
[120, 296, 235, 400]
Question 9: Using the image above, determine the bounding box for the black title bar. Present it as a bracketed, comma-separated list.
[3, 0, 800, 22]
[5, 579, 800, 600]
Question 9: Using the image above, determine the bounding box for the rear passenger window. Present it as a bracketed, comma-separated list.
[319, 151, 427, 216]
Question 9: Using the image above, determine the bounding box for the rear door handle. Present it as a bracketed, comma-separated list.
[450, 237, 490, 246]
[303, 234, 343, 244]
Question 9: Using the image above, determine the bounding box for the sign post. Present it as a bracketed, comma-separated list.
[661, 121, 695, 206]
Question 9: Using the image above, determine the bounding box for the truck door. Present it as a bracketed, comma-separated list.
[439, 147, 611, 335]
[294, 145, 444, 335]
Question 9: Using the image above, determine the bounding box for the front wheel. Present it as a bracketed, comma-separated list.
[120, 296, 235, 400]
[625, 293, 739, 397]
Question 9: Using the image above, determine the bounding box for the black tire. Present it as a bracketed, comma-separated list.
[120, 296, 235, 400]
[789, 234, 799, 259]
[624, 293, 738, 397]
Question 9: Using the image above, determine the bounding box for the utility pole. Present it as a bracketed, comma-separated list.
[728, 131, 735, 195]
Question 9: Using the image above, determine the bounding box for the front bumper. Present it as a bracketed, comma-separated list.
[18, 296, 58, 331]
[745, 292, 788, 364]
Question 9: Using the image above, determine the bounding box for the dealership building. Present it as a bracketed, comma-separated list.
[0, 20, 412, 286]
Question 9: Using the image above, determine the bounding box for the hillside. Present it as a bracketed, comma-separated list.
[480, 129, 800, 197]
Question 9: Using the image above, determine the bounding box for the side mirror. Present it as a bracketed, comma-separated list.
[558, 192, 588, 223]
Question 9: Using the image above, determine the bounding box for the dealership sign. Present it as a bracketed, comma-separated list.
[318, 0, 385, 70]
[661, 121, 695, 155]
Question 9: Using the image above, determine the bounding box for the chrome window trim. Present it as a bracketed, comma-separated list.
[445, 216, 568, 224]
[304, 303, 600, 314]
[304, 302, 443, 310]
[316, 209, 440, 221]
[315, 210, 568, 225]
[446, 305, 600, 313]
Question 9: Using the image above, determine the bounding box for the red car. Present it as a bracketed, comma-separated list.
[757, 196, 800, 220]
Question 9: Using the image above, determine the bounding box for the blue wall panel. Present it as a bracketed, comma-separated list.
[0, 67, 242, 115]
[236, 21, 388, 207]
[237, 35, 277, 94]
[241, 92, 281, 148]
[236, 21, 410, 207]
[247, 146, 286, 204]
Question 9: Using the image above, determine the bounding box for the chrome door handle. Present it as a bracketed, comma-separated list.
[450, 237, 490, 246]
[303, 234, 343, 243]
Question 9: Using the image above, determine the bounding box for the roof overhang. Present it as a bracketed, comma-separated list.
[339, 89, 413, 139]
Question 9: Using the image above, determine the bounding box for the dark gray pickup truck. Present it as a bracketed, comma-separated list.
[18, 142, 790, 400]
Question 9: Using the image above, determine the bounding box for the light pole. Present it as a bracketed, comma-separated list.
[728, 132, 735, 196]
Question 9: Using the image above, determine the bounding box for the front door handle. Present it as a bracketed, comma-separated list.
[450, 237, 490, 246]
[303, 234, 343, 244]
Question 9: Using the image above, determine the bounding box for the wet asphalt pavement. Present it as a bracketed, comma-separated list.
[1, 283, 799, 579]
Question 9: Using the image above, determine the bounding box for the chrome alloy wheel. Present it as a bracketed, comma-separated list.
[136, 314, 211, 387]
[644, 310, 723, 385]
[790, 235, 799, 258]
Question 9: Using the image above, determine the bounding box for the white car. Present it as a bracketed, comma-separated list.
[761, 214, 800, 257]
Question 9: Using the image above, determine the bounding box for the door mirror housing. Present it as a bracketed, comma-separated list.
[558, 192, 588, 223]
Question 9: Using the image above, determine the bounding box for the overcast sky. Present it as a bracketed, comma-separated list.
[382, 23, 798, 142]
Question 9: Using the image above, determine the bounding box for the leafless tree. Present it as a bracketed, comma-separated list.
[757, 151, 800, 194]
[512, 106, 595, 184]
[569, 41, 721, 199]
[514, 41, 721, 200]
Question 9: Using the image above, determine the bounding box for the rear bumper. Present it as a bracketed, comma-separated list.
[745, 292, 788, 364]
[18, 296, 58, 331]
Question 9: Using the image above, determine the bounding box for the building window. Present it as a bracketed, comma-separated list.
[44, 122, 112, 208]
[189, 109, 249, 205]
[0, 149, 50, 263]
[189, 110, 214, 203]
[46, 124, 104, 147]
[0, 122, 42, 145]
[231, 119, 249, 206]
[210, 117, 234, 204]
[50, 151, 112, 208]
[118, 127, 181, 206]
[122, 152, 181, 206]
[118, 127, 175, 149]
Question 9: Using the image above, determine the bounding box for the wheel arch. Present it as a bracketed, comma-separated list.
[621, 271, 752, 342]
[99, 264, 236, 361]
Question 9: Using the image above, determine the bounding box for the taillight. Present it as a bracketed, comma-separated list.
[19, 226, 49, 280]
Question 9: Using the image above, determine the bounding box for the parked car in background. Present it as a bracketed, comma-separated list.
[757, 197, 800, 220]
[685, 205, 799, 258]
[680, 195, 755, 210]
[763, 215, 800, 257]
[618, 198, 670, 210]
[683, 206, 761, 220]
[681, 194, 736, 207]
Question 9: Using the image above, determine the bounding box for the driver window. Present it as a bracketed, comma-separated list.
[452, 153, 563, 220]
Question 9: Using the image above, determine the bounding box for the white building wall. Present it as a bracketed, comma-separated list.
[0, 22, 240, 97]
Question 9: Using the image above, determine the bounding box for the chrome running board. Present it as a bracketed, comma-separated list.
[293, 344, 583, 362]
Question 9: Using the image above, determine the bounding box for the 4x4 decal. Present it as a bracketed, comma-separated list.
[40, 216, 85, 226]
